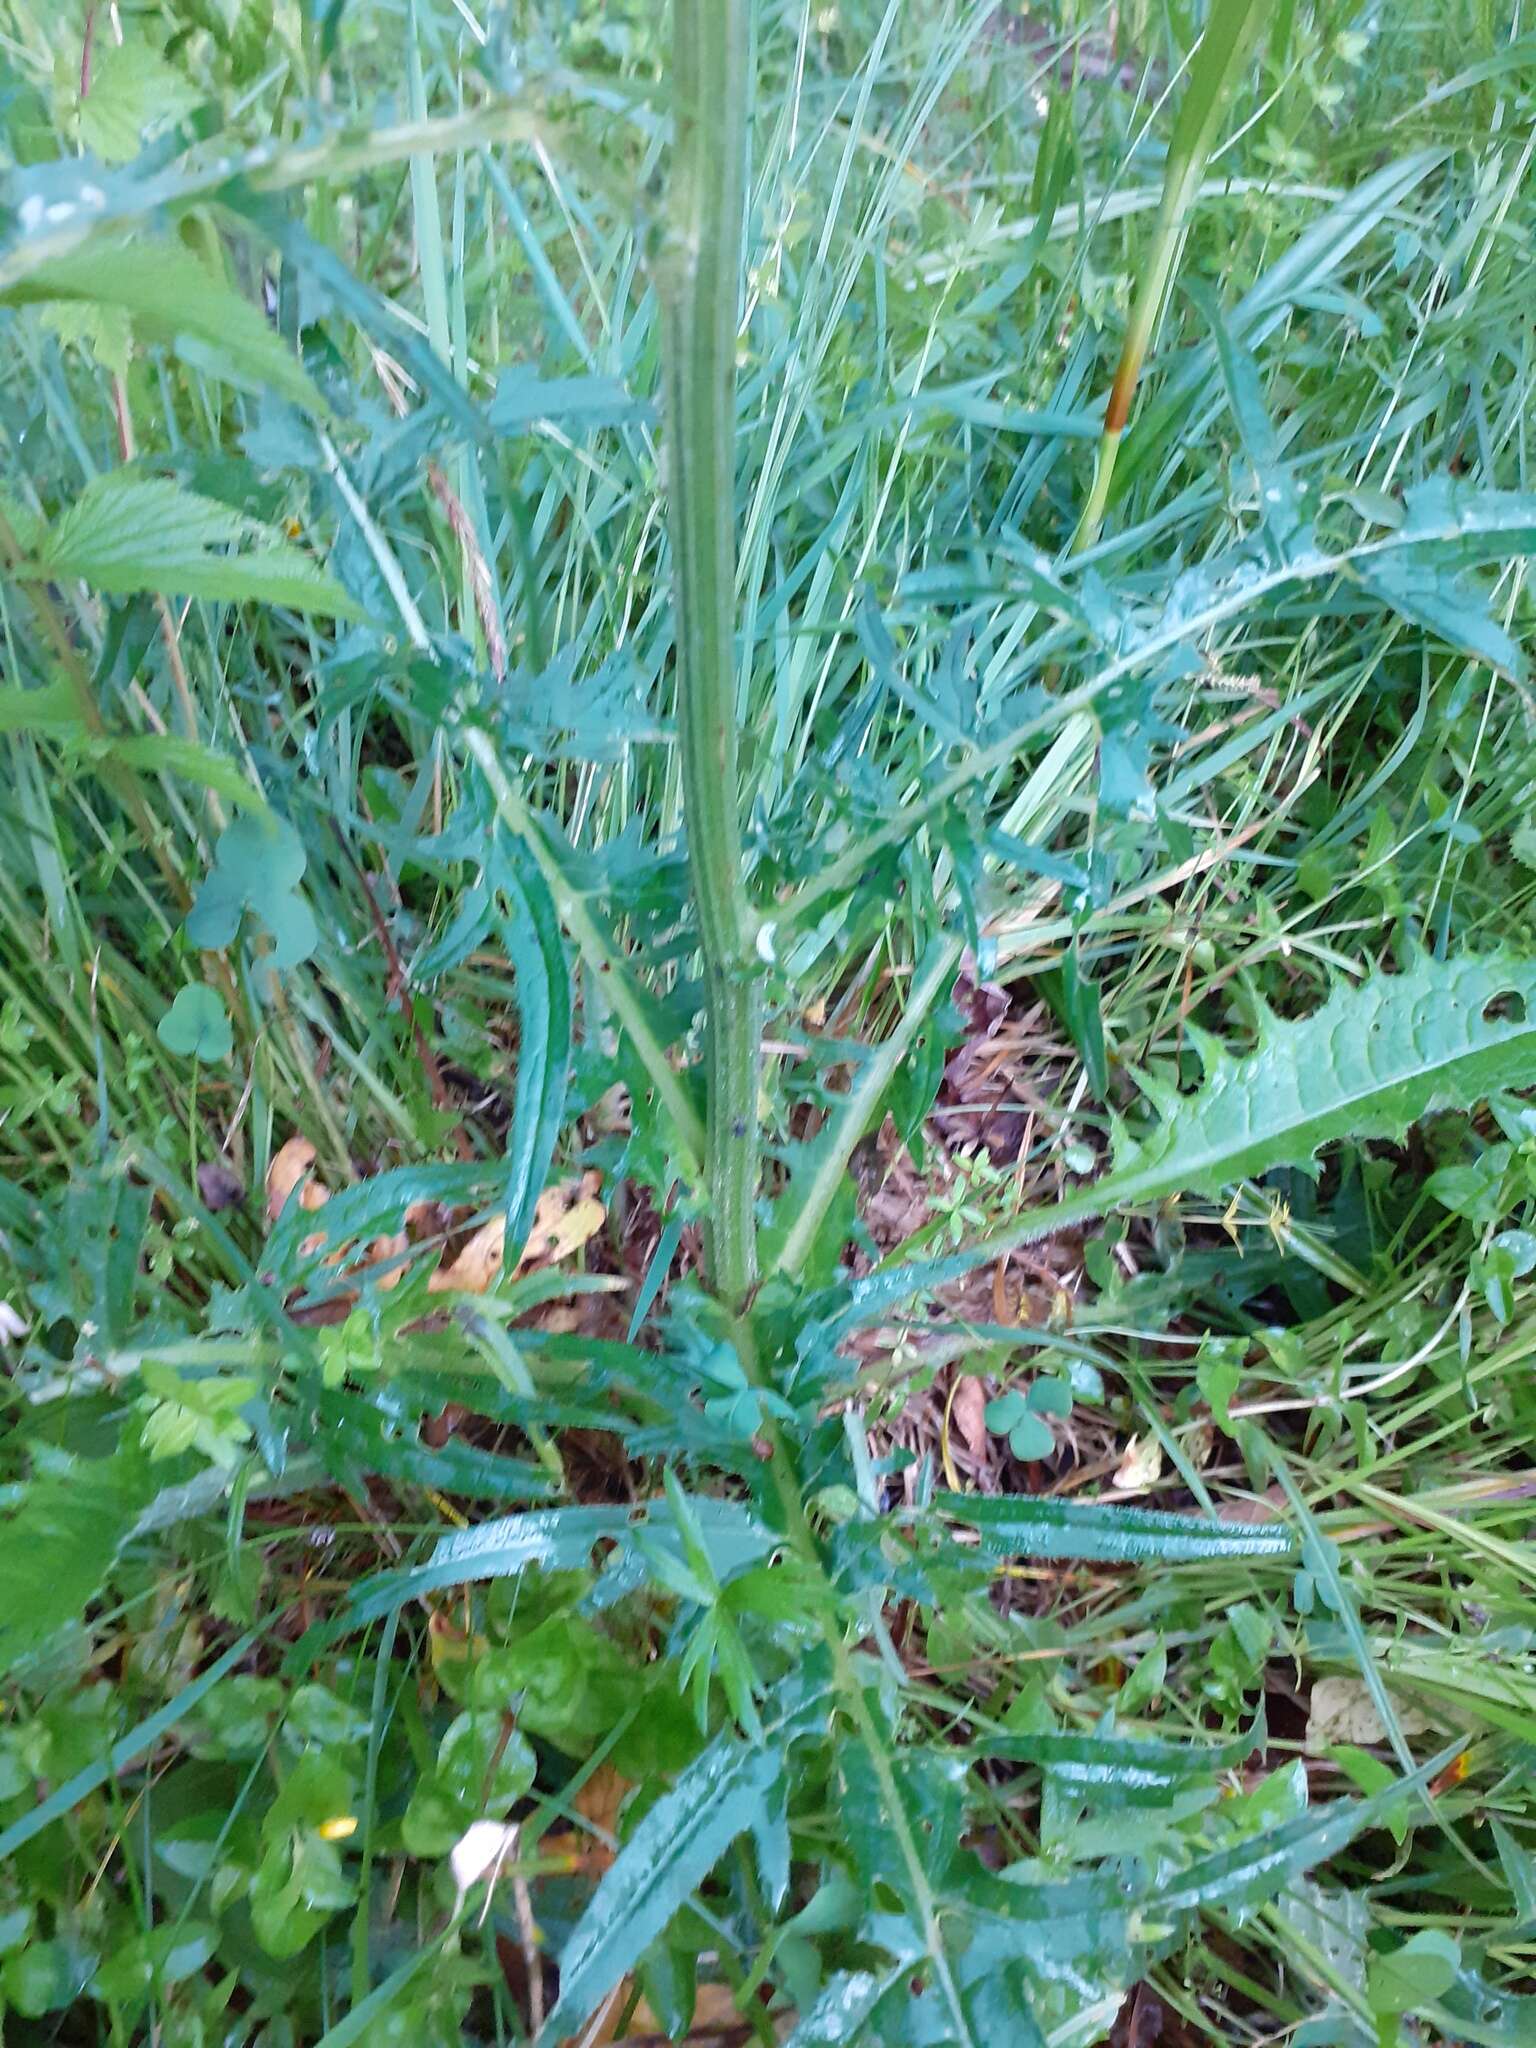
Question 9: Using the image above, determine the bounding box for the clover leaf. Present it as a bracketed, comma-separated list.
[984, 1374, 1074, 1461]
[186, 812, 317, 969]
[157, 983, 233, 1063]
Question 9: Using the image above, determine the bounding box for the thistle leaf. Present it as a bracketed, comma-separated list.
[966, 951, 1536, 1265]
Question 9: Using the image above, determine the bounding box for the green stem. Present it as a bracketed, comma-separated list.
[658, 14, 965, 2019]
[659, 0, 761, 1308]
[1069, 159, 1194, 556]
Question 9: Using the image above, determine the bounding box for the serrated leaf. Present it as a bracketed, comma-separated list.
[539, 1729, 783, 2044]
[1198, 284, 1308, 556]
[1355, 552, 1526, 681]
[1395, 475, 1536, 566]
[944, 1742, 1458, 1973]
[942, 953, 1536, 1276]
[1157, 1745, 1458, 1916]
[781, 1972, 895, 2048]
[312, 1387, 558, 1504]
[1117, 951, 1536, 1195]
[487, 365, 647, 432]
[290, 1496, 777, 1658]
[976, 1722, 1257, 1805]
[38, 297, 131, 378]
[0, 682, 79, 732]
[75, 42, 201, 163]
[35, 475, 359, 616]
[103, 736, 266, 810]
[4, 240, 324, 411]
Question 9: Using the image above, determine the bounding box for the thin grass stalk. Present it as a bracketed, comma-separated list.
[658, 0, 761, 1307]
[1072, 0, 1273, 553]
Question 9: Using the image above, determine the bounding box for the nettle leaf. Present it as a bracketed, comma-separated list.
[33, 476, 359, 616]
[4, 239, 325, 412]
[74, 44, 201, 164]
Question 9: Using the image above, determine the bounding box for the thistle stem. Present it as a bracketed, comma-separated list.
[659, 0, 761, 1307]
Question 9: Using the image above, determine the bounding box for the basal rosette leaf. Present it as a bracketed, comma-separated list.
[1108, 949, 1536, 1202]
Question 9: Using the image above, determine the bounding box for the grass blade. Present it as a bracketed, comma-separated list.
[1073, 0, 1274, 549]
[937, 1493, 1293, 1565]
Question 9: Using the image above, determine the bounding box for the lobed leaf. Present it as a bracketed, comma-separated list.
[492, 841, 572, 1256]
[883, 952, 1536, 1295]
[290, 1496, 778, 1660]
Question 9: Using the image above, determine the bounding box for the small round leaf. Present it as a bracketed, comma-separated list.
[157, 983, 233, 1063]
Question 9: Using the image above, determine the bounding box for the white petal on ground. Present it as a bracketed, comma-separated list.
[449, 1819, 519, 1911]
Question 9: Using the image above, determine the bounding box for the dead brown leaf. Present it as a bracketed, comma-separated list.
[427, 1173, 607, 1298]
[266, 1135, 321, 1223]
[1304, 1676, 1431, 1752]
[1112, 1434, 1163, 1491]
[366, 1229, 411, 1292]
[196, 1159, 244, 1212]
[521, 1172, 605, 1267]
[572, 1761, 628, 1852]
[427, 1213, 507, 1296]
[951, 1375, 990, 1463]
[1216, 1484, 1287, 1524]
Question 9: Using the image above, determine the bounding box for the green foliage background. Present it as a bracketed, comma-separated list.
[2, 2, 1536, 2044]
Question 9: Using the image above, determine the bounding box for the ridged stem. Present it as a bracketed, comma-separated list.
[659, 0, 761, 1307]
